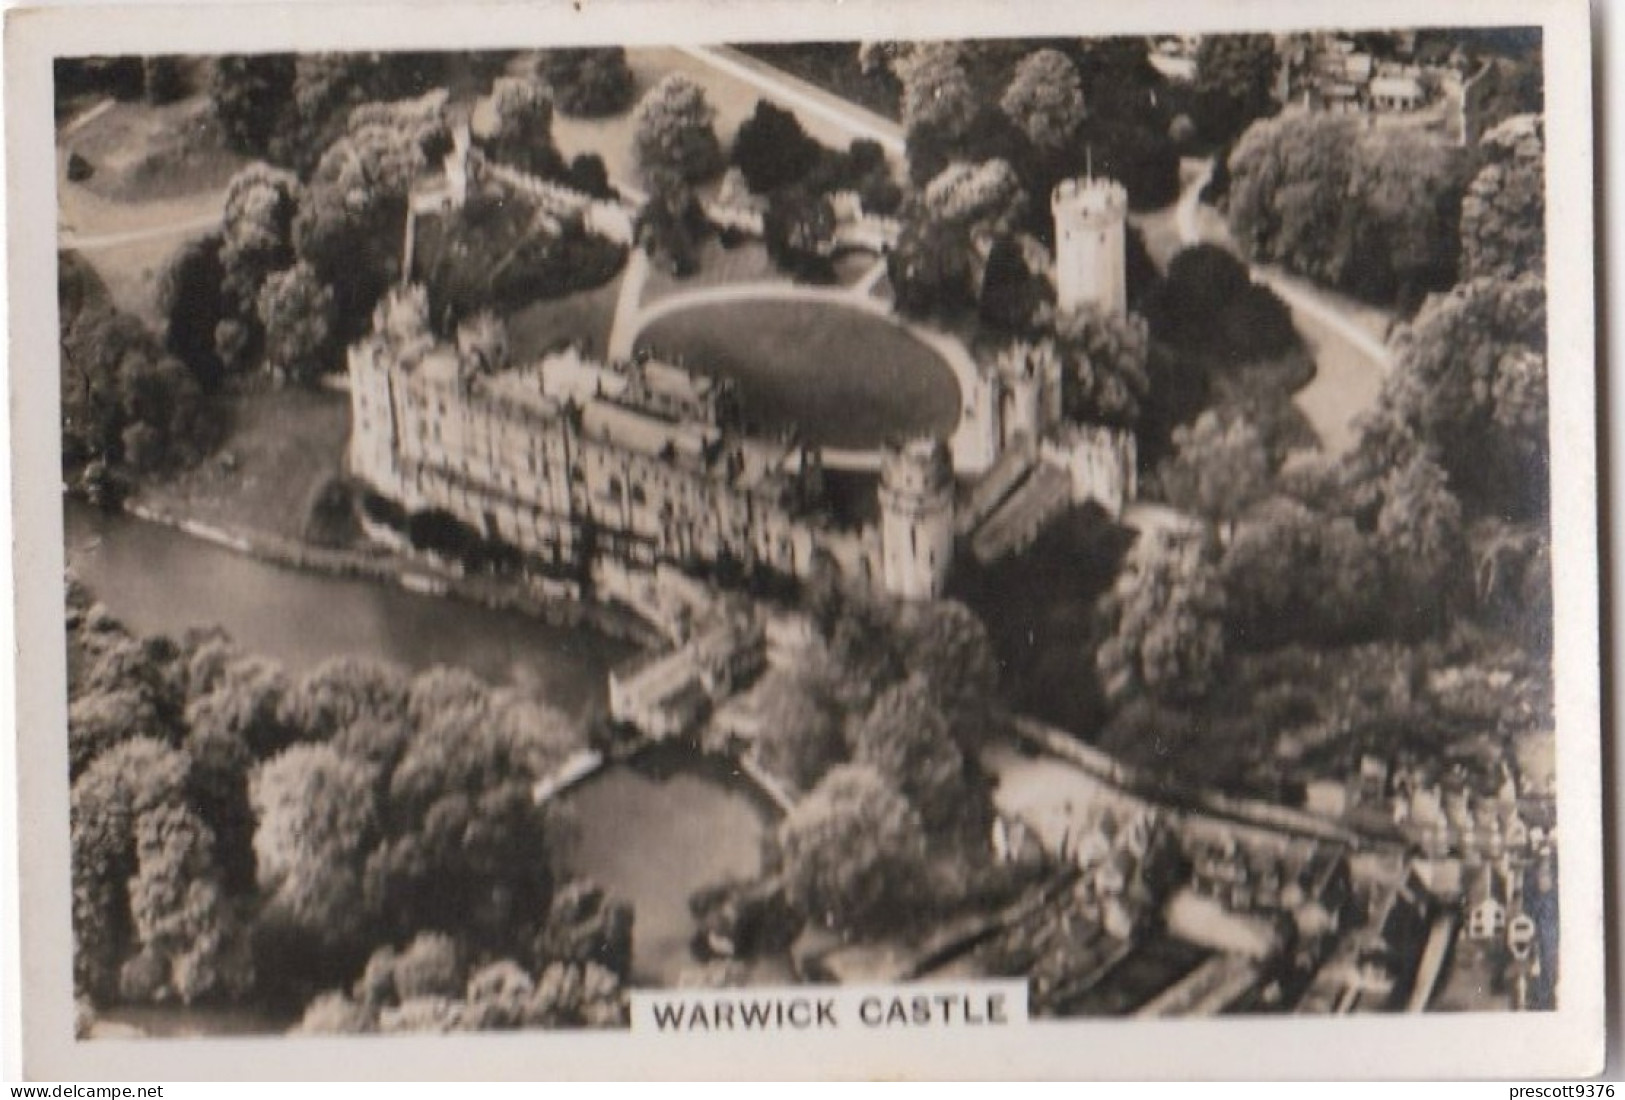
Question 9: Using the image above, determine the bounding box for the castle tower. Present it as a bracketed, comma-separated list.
[878, 438, 955, 600]
[1052, 176, 1128, 319]
[445, 122, 472, 209]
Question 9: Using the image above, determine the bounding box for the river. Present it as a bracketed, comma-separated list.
[65, 500, 634, 718]
[66, 499, 780, 1025]
[554, 744, 785, 987]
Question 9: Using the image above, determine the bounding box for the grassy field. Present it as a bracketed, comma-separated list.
[634, 298, 959, 449]
[59, 95, 244, 205]
[57, 94, 237, 326]
[551, 44, 906, 198]
[137, 384, 353, 544]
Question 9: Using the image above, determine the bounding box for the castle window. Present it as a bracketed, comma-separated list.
[631, 485, 647, 505]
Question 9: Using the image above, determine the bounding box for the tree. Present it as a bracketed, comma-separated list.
[251, 742, 380, 942]
[478, 77, 564, 179]
[60, 305, 214, 472]
[1220, 496, 1382, 649]
[1227, 113, 1470, 307]
[631, 74, 723, 186]
[208, 54, 296, 156]
[531, 880, 633, 979]
[1000, 49, 1086, 153]
[535, 47, 635, 117]
[978, 234, 1043, 330]
[849, 675, 972, 833]
[295, 990, 376, 1034]
[921, 159, 1028, 235]
[454, 312, 510, 376]
[218, 163, 302, 342]
[1096, 533, 1228, 705]
[182, 720, 259, 896]
[1052, 307, 1152, 429]
[1159, 410, 1271, 540]
[391, 932, 465, 1000]
[895, 44, 976, 143]
[895, 599, 999, 749]
[156, 235, 229, 391]
[887, 216, 976, 319]
[522, 961, 626, 1028]
[1460, 115, 1545, 281]
[1374, 450, 1468, 635]
[1148, 244, 1252, 347]
[368, 699, 566, 950]
[732, 100, 821, 194]
[295, 121, 424, 344]
[1193, 34, 1278, 145]
[750, 672, 846, 792]
[70, 738, 192, 997]
[126, 805, 252, 1003]
[185, 656, 295, 759]
[1227, 113, 1358, 285]
[1365, 274, 1548, 519]
[463, 960, 534, 1029]
[142, 56, 189, 105]
[777, 764, 929, 934]
[257, 262, 335, 383]
[280, 656, 411, 744]
[565, 153, 614, 199]
[69, 688, 169, 779]
[265, 53, 448, 175]
[1345, 128, 1470, 308]
[270, 54, 374, 173]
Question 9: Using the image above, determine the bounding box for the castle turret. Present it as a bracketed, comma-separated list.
[1052, 176, 1128, 319]
[878, 437, 955, 600]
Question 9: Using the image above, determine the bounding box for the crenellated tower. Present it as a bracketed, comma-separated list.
[878, 437, 956, 600]
[1052, 176, 1128, 319]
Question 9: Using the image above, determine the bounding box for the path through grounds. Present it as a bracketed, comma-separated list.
[1175, 158, 1395, 456]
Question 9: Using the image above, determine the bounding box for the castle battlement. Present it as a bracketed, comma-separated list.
[346, 291, 964, 601]
[1051, 175, 1128, 320]
[879, 437, 953, 498]
[1052, 177, 1129, 220]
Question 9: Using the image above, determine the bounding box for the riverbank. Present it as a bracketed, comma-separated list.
[98, 493, 667, 652]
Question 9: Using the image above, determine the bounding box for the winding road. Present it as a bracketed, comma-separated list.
[1175, 158, 1394, 456]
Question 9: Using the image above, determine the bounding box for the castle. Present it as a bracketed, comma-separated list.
[346, 162, 1138, 602]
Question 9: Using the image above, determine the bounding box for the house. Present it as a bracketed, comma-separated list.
[1464, 868, 1507, 941]
[1370, 73, 1425, 112]
[607, 613, 766, 738]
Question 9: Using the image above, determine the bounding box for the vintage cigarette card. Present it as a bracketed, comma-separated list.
[5, 0, 1605, 1079]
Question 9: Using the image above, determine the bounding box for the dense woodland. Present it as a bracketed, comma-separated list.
[65, 572, 643, 1029]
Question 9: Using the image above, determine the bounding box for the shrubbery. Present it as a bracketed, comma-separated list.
[415, 191, 627, 324]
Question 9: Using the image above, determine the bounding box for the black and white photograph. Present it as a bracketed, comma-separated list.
[6, 0, 1607, 1080]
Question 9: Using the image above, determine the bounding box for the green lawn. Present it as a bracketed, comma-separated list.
[137, 384, 353, 544]
[634, 299, 960, 449]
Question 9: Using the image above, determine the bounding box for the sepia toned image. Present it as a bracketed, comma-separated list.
[9, 0, 1606, 1080]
